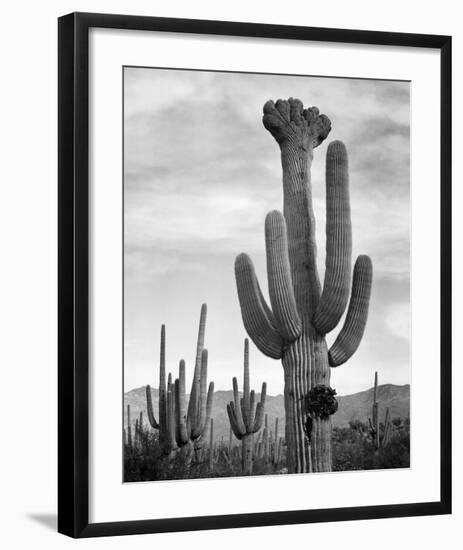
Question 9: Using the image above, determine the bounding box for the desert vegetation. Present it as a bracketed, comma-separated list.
[124, 313, 409, 482]
[124, 407, 409, 482]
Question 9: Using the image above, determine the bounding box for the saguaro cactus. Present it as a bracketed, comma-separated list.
[174, 304, 215, 455]
[382, 407, 392, 447]
[227, 338, 267, 474]
[208, 418, 214, 470]
[146, 325, 177, 454]
[235, 98, 373, 473]
[368, 372, 393, 449]
[126, 404, 132, 449]
[368, 371, 380, 448]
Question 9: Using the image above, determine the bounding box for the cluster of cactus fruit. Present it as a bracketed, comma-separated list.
[133, 96, 374, 477]
[234, 98, 373, 473]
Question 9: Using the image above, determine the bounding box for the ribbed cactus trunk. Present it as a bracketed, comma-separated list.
[279, 138, 332, 472]
[235, 98, 373, 473]
[241, 435, 253, 474]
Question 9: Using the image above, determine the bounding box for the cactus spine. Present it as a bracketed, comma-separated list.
[226, 338, 267, 474]
[235, 98, 373, 473]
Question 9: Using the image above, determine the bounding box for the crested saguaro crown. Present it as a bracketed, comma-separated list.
[234, 98, 373, 473]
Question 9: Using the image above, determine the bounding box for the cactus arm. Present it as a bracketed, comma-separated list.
[382, 407, 391, 447]
[175, 360, 189, 445]
[252, 407, 264, 436]
[202, 381, 214, 441]
[241, 399, 249, 434]
[235, 253, 284, 359]
[232, 377, 247, 434]
[195, 381, 214, 450]
[159, 324, 167, 434]
[374, 402, 379, 448]
[145, 385, 159, 429]
[328, 255, 373, 367]
[208, 419, 214, 469]
[242, 339, 251, 428]
[257, 282, 277, 324]
[166, 378, 177, 451]
[187, 304, 207, 429]
[265, 210, 302, 341]
[127, 404, 132, 448]
[246, 390, 256, 433]
[253, 382, 267, 432]
[227, 403, 244, 439]
[192, 348, 208, 438]
[313, 141, 352, 335]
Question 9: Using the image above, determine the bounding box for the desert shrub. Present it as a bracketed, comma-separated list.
[126, 420, 412, 480]
[332, 418, 410, 471]
[124, 426, 288, 481]
[124, 428, 167, 481]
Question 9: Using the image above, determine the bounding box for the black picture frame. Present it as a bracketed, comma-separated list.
[58, 12, 452, 538]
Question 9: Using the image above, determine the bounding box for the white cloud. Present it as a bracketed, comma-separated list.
[123, 67, 411, 394]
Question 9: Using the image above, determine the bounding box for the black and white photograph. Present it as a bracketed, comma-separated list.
[123, 67, 411, 481]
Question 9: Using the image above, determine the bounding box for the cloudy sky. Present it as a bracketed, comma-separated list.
[123, 67, 410, 397]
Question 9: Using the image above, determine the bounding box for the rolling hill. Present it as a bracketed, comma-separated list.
[124, 383, 409, 444]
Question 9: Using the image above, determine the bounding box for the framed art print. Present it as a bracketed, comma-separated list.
[58, 12, 451, 538]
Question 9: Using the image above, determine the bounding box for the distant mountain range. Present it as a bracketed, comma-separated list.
[124, 383, 410, 444]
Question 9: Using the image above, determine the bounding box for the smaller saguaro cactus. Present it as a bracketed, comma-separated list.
[271, 418, 280, 466]
[209, 418, 214, 470]
[274, 437, 283, 469]
[260, 414, 269, 461]
[368, 372, 392, 449]
[135, 419, 139, 448]
[228, 425, 233, 456]
[368, 371, 380, 448]
[126, 404, 132, 449]
[146, 325, 178, 454]
[227, 339, 267, 475]
[382, 407, 392, 447]
[174, 304, 215, 457]
[253, 430, 261, 456]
